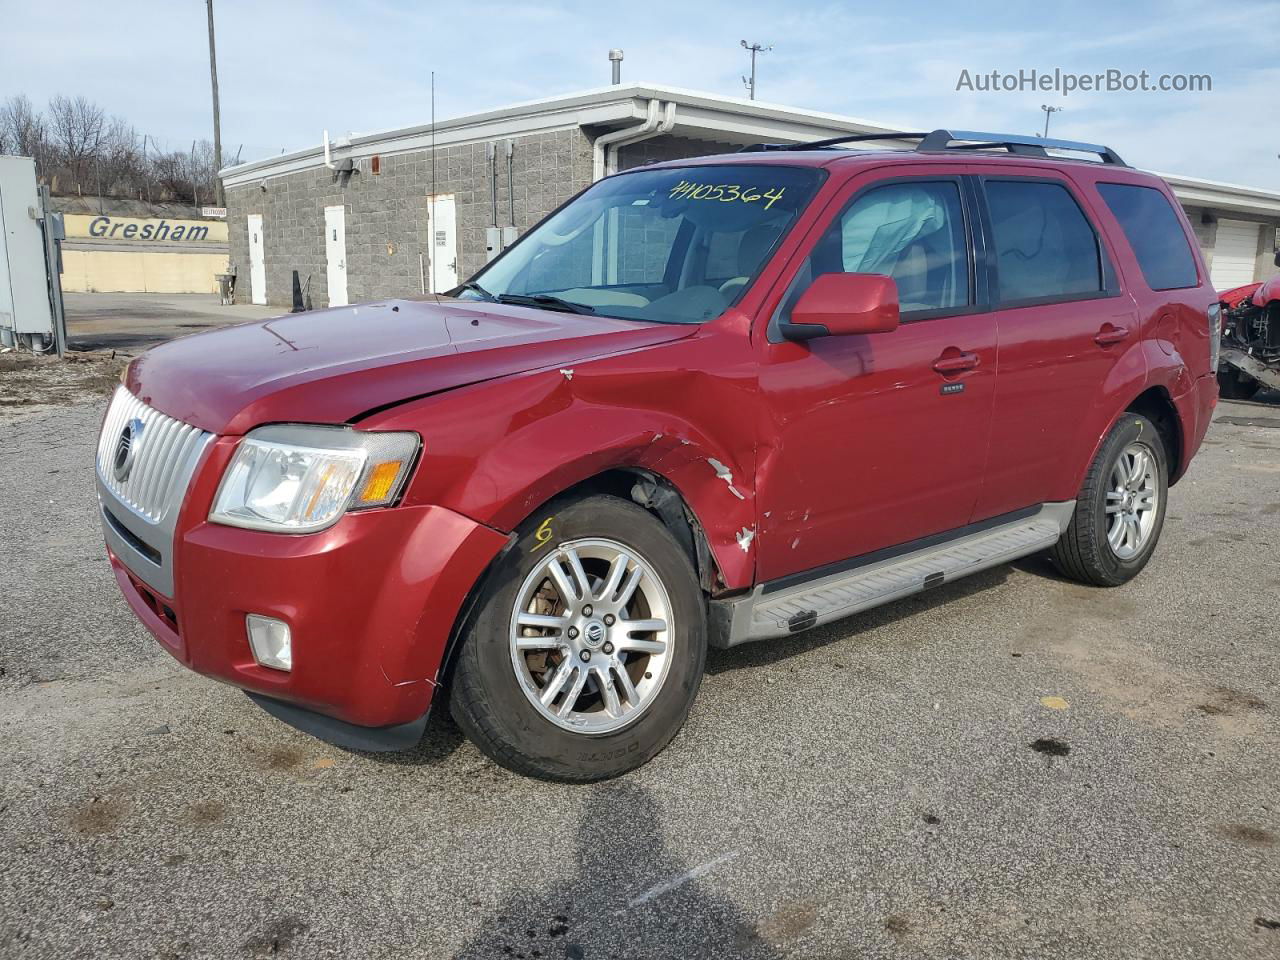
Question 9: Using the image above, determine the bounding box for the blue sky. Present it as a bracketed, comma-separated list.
[3, 0, 1276, 187]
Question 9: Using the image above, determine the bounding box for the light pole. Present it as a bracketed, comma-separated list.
[206, 0, 224, 206]
[741, 41, 771, 100]
[1040, 104, 1062, 138]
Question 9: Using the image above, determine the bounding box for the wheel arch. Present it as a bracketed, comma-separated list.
[1125, 386, 1185, 484]
[432, 467, 726, 693]
[498, 467, 724, 595]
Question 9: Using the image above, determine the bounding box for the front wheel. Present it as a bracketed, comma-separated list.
[1051, 413, 1168, 587]
[448, 494, 707, 782]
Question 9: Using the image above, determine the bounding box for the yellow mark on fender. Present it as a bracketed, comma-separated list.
[1040, 696, 1070, 710]
[531, 517, 555, 551]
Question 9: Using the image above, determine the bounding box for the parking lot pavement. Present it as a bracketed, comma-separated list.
[2, 396, 1279, 960]
[64, 293, 282, 352]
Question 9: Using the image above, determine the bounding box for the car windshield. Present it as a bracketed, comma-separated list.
[461, 164, 824, 324]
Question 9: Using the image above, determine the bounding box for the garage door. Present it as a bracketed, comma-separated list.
[1210, 219, 1260, 291]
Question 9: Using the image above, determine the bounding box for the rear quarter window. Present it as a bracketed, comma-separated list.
[1096, 182, 1199, 291]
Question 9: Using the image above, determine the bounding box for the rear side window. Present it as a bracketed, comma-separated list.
[986, 180, 1108, 304]
[1096, 182, 1199, 291]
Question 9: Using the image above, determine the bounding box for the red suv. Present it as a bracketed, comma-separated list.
[97, 129, 1219, 781]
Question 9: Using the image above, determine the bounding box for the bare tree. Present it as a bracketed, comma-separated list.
[98, 116, 144, 196]
[0, 95, 50, 172]
[48, 94, 106, 192]
[1, 92, 239, 203]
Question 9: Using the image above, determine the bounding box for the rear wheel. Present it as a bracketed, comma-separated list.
[1051, 414, 1168, 587]
[1217, 368, 1261, 401]
[449, 494, 706, 782]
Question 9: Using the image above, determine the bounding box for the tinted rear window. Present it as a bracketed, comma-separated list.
[1097, 182, 1199, 291]
[986, 180, 1107, 303]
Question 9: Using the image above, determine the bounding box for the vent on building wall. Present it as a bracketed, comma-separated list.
[322, 130, 359, 187]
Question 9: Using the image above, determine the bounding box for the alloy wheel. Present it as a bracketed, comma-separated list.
[1105, 442, 1159, 560]
[508, 538, 674, 734]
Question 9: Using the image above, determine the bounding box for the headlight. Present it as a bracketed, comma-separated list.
[210, 424, 419, 532]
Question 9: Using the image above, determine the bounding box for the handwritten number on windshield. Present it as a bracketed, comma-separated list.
[667, 181, 786, 210]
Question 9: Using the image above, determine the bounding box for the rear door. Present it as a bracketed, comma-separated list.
[970, 171, 1136, 520]
[754, 168, 998, 581]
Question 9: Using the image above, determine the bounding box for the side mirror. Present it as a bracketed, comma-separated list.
[780, 273, 900, 342]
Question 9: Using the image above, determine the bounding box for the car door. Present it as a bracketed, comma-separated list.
[967, 172, 1138, 521]
[754, 170, 998, 583]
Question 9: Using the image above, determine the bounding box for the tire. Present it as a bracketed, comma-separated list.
[1051, 413, 1168, 587]
[449, 494, 707, 782]
[1217, 368, 1260, 401]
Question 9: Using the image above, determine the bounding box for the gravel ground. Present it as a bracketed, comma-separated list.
[0, 351, 127, 424]
[1, 394, 1279, 959]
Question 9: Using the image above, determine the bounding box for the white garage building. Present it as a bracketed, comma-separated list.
[221, 83, 1280, 307]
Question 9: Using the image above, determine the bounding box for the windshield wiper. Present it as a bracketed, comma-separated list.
[494, 293, 597, 315]
[455, 280, 495, 300]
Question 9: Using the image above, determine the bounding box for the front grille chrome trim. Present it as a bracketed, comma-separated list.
[96, 386, 214, 597]
[97, 387, 213, 525]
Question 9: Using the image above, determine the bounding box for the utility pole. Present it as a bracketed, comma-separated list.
[206, 0, 225, 206]
[1040, 104, 1062, 138]
[741, 40, 771, 100]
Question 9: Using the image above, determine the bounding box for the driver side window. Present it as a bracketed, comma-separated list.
[805, 180, 972, 315]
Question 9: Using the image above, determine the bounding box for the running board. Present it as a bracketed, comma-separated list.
[709, 502, 1075, 647]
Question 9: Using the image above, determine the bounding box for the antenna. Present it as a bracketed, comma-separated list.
[740, 40, 771, 100]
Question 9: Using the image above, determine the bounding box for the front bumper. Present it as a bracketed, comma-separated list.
[108, 502, 510, 733]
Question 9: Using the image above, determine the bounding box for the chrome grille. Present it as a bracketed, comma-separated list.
[96, 386, 213, 525]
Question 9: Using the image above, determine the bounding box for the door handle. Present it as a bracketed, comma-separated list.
[933, 350, 980, 374]
[1094, 324, 1130, 346]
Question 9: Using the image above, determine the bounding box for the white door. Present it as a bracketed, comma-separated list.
[1211, 219, 1260, 291]
[325, 204, 348, 307]
[247, 214, 266, 305]
[427, 194, 458, 293]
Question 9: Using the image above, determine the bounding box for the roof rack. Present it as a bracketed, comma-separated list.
[738, 132, 928, 153]
[740, 128, 1128, 167]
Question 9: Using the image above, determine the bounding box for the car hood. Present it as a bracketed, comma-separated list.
[127, 298, 696, 435]
[1219, 282, 1262, 309]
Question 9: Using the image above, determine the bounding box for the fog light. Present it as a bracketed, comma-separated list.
[246, 614, 292, 671]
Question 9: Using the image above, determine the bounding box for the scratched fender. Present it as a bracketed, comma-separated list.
[365, 326, 763, 591]
[1062, 336, 1203, 497]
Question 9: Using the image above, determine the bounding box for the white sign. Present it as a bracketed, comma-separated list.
[201, 207, 227, 218]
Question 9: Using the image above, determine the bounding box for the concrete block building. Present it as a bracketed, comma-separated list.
[222, 83, 1280, 308]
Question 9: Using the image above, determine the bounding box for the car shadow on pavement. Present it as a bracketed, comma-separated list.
[452, 780, 783, 960]
[352, 707, 469, 767]
[1009, 552, 1077, 584]
[706, 564, 1012, 675]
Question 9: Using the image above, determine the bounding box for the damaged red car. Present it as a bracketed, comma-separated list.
[97, 130, 1219, 781]
[1217, 259, 1280, 399]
